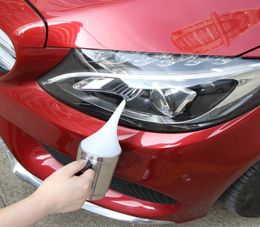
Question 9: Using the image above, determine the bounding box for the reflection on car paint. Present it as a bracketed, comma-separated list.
[172, 9, 260, 53]
[35, 0, 124, 10]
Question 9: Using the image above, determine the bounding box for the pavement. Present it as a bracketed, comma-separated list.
[0, 148, 260, 227]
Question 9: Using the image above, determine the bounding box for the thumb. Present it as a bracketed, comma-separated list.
[58, 160, 86, 177]
[80, 169, 95, 184]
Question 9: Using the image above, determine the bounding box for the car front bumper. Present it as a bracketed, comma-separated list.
[0, 137, 171, 224]
[0, 81, 259, 223]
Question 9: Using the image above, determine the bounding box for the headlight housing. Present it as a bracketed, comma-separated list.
[38, 49, 260, 132]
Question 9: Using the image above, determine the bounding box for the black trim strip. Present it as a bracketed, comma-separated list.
[43, 144, 177, 204]
[240, 45, 260, 59]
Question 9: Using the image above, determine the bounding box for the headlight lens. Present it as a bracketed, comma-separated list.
[38, 49, 260, 132]
[0, 29, 16, 74]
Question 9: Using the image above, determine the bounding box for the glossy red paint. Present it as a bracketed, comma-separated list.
[29, 0, 260, 56]
[171, 9, 260, 54]
[0, 116, 181, 219]
[0, 0, 260, 223]
[0, 47, 69, 83]
[0, 0, 46, 47]
[0, 0, 70, 82]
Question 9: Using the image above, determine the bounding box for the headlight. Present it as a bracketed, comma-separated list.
[38, 49, 260, 132]
[0, 29, 16, 74]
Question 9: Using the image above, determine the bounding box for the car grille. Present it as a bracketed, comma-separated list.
[43, 144, 176, 204]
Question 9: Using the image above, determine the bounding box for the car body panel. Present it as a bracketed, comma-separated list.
[0, 0, 259, 223]
[29, 0, 260, 56]
[0, 0, 46, 47]
[0, 1, 68, 80]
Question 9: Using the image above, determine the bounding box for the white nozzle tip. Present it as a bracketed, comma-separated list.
[80, 99, 126, 158]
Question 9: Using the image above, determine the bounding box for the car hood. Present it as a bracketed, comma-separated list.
[29, 0, 260, 56]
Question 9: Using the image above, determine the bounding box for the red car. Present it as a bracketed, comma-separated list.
[0, 0, 259, 224]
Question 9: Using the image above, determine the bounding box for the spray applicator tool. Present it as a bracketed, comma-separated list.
[80, 99, 126, 158]
[77, 99, 126, 200]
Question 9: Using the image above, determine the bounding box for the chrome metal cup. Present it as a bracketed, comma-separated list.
[77, 144, 120, 200]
